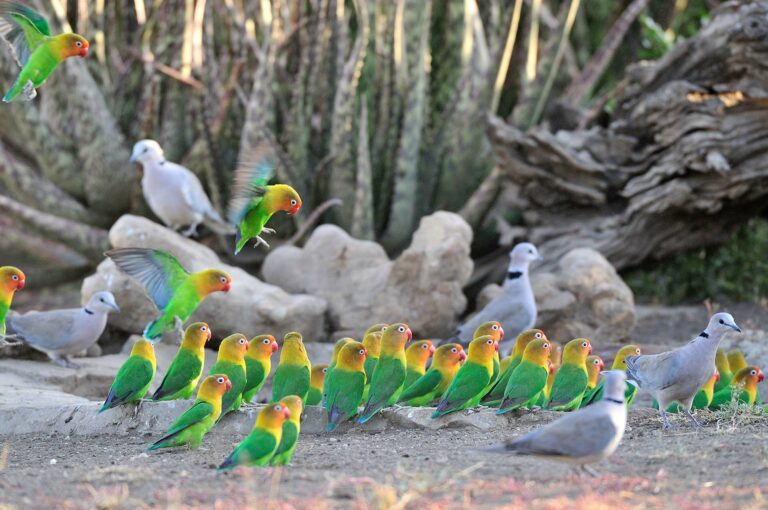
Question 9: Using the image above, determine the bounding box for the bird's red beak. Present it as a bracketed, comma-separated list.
[758, 370, 765, 383]
[459, 351, 467, 362]
[271, 340, 279, 353]
[405, 328, 413, 341]
[548, 361, 555, 374]
[714, 372, 720, 382]
[222, 283, 231, 293]
[499, 327, 505, 339]
[290, 203, 302, 216]
[225, 379, 233, 391]
[588, 345, 593, 354]
[493, 341, 499, 352]
[283, 407, 291, 419]
[206, 328, 212, 341]
[79, 47, 88, 57]
[429, 344, 436, 354]
[17, 279, 25, 290]
[243, 339, 250, 351]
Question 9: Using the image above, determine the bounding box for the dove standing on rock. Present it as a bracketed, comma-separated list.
[625, 312, 741, 430]
[130, 140, 233, 237]
[7, 291, 119, 368]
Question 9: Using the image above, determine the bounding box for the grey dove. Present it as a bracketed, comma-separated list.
[130, 140, 234, 236]
[7, 291, 120, 368]
[486, 370, 628, 476]
[626, 312, 741, 430]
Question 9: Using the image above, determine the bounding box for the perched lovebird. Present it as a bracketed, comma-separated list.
[358, 323, 413, 424]
[151, 322, 211, 401]
[106, 248, 232, 341]
[129, 140, 234, 237]
[581, 344, 641, 409]
[586, 355, 605, 390]
[271, 395, 303, 466]
[399, 344, 466, 406]
[432, 336, 498, 418]
[227, 148, 302, 253]
[325, 341, 368, 431]
[243, 334, 278, 403]
[7, 291, 119, 368]
[657, 370, 719, 412]
[727, 350, 760, 402]
[329, 337, 353, 369]
[714, 348, 732, 393]
[209, 333, 249, 422]
[148, 374, 231, 451]
[404, 340, 436, 388]
[361, 325, 386, 401]
[217, 402, 291, 470]
[0, 2, 89, 102]
[483, 329, 546, 406]
[271, 332, 311, 403]
[497, 338, 552, 414]
[0, 266, 24, 335]
[709, 366, 764, 409]
[99, 339, 156, 413]
[471, 321, 505, 398]
[626, 312, 741, 429]
[546, 338, 592, 411]
[306, 364, 328, 406]
[486, 371, 628, 477]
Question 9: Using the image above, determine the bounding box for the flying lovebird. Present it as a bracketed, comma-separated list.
[581, 344, 641, 409]
[497, 338, 552, 414]
[546, 338, 592, 411]
[151, 322, 211, 401]
[271, 332, 311, 403]
[714, 348, 732, 393]
[404, 340, 436, 388]
[657, 370, 719, 412]
[6, 291, 118, 368]
[486, 370, 628, 477]
[270, 395, 303, 466]
[483, 329, 546, 406]
[0, 266, 24, 336]
[324, 341, 367, 431]
[99, 339, 156, 413]
[209, 333, 249, 422]
[217, 402, 291, 470]
[586, 356, 605, 390]
[432, 336, 497, 418]
[243, 334, 279, 403]
[0, 1, 89, 102]
[329, 337, 354, 370]
[306, 364, 328, 406]
[399, 343, 466, 406]
[106, 248, 232, 341]
[625, 312, 741, 429]
[129, 140, 234, 237]
[709, 366, 763, 410]
[148, 374, 231, 451]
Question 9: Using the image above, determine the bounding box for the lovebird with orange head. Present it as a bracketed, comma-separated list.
[483, 329, 546, 406]
[217, 402, 291, 470]
[272, 332, 311, 403]
[399, 344, 466, 407]
[358, 323, 412, 424]
[325, 341, 367, 431]
[546, 338, 592, 411]
[151, 322, 211, 401]
[100, 339, 156, 413]
[471, 322, 505, 404]
[581, 344, 641, 408]
[710, 366, 764, 409]
[586, 355, 605, 390]
[0, 2, 89, 102]
[106, 248, 231, 341]
[306, 365, 328, 406]
[432, 336, 498, 418]
[0, 266, 24, 335]
[497, 338, 552, 414]
[727, 350, 760, 403]
[271, 395, 303, 466]
[243, 334, 278, 403]
[148, 374, 231, 451]
[209, 334, 249, 422]
[404, 340, 435, 388]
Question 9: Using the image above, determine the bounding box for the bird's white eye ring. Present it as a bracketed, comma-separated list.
[582, 341, 589, 347]
[290, 199, 297, 206]
[398, 326, 405, 333]
[543, 343, 549, 349]
[217, 377, 224, 383]
[421, 344, 428, 349]
[201, 326, 207, 331]
[451, 348, 457, 353]
[751, 370, 757, 376]
[593, 359, 600, 365]
[359, 349, 365, 355]
[487, 339, 493, 344]
[636, 348, 641, 355]
[322, 368, 328, 373]
[239, 338, 245, 344]
[491, 324, 498, 330]
[274, 405, 282, 412]
[75, 41, 82, 47]
[263, 339, 270, 344]
[535, 332, 542, 339]
[11, 275, 18, 281]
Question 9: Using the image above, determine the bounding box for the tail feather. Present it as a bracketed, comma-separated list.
[203, 210, 236, 235]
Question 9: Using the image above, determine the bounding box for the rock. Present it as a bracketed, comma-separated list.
[81, 215, 328, 343]
[263, 211, 473, 338]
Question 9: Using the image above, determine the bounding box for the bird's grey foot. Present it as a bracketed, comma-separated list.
[22, 80, 37, 101]
[660, 410, 673, 430]
[683, 409, 702, 429]
[52, 356, 80, 369]
[181, 224, 200, 237]
[253, 236, 271, 249]
[262, 227, 276, 235]
[133, 400, 143, 418]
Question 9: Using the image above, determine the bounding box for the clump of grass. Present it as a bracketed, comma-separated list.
[712, 397, 767, 432]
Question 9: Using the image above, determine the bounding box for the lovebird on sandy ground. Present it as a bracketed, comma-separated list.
[306, 365, 328, 406]
[243, 334, 278, 403]
[152, 322, 211, 401]
[217, 402, 291, 470]
[483, 329, 546, 406]
[581, 344, 641, 409]
[358, 323, 412, 424]
[148, 374, 231, 451]
[656, 370, 719, 412]
[497, 338, 552, 414]
[106, 248, 231, 341]
[209, 334, 249, 422]
[714, 348, 732, 393]
[432, 336, 497, 418]
[0, 266, 24, 336]
[546, 338, 592, 411]
[272, 332, 311, 403]
[100, 339, 156, 413]
[325, 341, 367, 431]
[361, 324, 387, 401]
[470, 321, 505, 403]
[399, 344, 466, 406]
[0, 2, 89, 102]
[541, 341, 562, 404]
[710, 366, 763, 409]
[404, 340, 435, 388]
[727, 350, 761, 403]
[586, 355, 605, 390]
[329, 337, 353, 370]
[271, 395, 303, 466]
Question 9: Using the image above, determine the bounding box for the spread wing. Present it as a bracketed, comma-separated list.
[106, 248, 190, 310]
[7, 309, 78, 350]
[227, 142, 275, 224]
[0, 2, 51, 66]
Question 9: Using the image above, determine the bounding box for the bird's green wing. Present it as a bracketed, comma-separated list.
[502, 362, 548, 406]
[210, 361, 246, 414]
[271, 421, 299, 465]
[103, 357, 154, 409]
[364, 356, 406, 410]
[325, 369, 365, 428]
[547, 364, 588, 408]
[227, 148, 275, 225]
[399, 369, 442, 402]
[164, 401, 214, 437]
[153, 349, 202, 400]
[364, 356, 378, 382]
[221, 429, 278, 469]
[244, 358, 268, 396]
[436, 362, 490, 412]
[579, 378, 603, 408]
[0, 2, 51, 66]
[106, 248, 190, 310]
[272, 363, 311, 402]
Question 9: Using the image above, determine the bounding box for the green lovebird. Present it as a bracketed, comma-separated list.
[0, 2, 89, 102]
[0, 266, 24, 335]
[106, 248, 232, 341]
[151, 322, 211, 401]
[99, 339, 156, 413]
[482, 329, 546, 406]
[656, 371, 719, 413]
[209, 333, 249, 422]
[399, 343, 466, 406]
[306, 364, 328, 406]
[270, 395, 303, 466]
[432, 336, 497, 418]
[360, 324, 387, 403]
[329, 337, 353, 370]
[272, 331, 312, 403]
[586, 355, 605, 390]
[148, 374, 231, 451]
[710, 366, 764, 409]
[358, 323, 412, 424]
[243, 334, 278, 403]
[217, 402, 291, 470]
[497, 338, 552, 414]
[580, 344, 641, 408]
[325, 341, 368, 432]
[404, 340, 435, 389]
[546, 338, 592, 411]
[727, 350, 761, 403]
[714, 348, 732, 393]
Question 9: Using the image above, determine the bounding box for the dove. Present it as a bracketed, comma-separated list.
[7, 291, 119, 368]
[486, 370, 628, 477]
[130, 140, 234, 237]
[625, 312, 741, 430]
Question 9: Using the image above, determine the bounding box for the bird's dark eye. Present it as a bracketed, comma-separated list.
[422, 344, 428, 349]
[290, 199, 297, 206]
[217, 377, 224, 383]
[719, 319, 724, 324]
[359, 349, 365, 355]
[543, 343, 549, 349]
[143, 147, 148, 153]
[201, 326, 207, 331]
[582, 341, 588, 347]
[263, 339, 270, 344]
[75, 41, 82, 47]
[398, 326, 405, 333]
[322, 368, 328, 373]
[492, 324, 498, 330]
[751, 370, 757, 376]
[274, 405, 281, 412]
[11, 275, 18, 280]
[535, 332, 542, 338]
[239, 338, 245, 344]
[528, 249, 533, 254]
[451, 348, 457, 353]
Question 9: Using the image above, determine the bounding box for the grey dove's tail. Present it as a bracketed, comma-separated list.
[623, 356, 641, 386]
[203, 210, 236, 235]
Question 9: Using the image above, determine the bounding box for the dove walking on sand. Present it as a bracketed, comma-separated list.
[625, 312, 741, 430]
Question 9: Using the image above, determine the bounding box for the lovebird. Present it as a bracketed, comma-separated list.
[546, 338, 592, 411]
[714, 348, 732, 393]
[306, 364, 328, 406]
[432, 336, 498, 418]
[727, 349, 760, 403]
[399, 344, 466, 406]
[227, 149, 302, 253]
[709, 366, 764, 410]
[270, 395, 303, 466]
[209, 333, 249, 422]
[324, 341, 368, 432]
[271, 332, 311, 403]
[217, 402, 291, 470]
[151, 322, 211, 401]
[361, 325, 387, 401]
[472, 321, 505, 390]
[358, 323, 412, 424]
[329, 337, 353, 370]
[483, 329, 546, 406]
[581, 344, 641, 409]
[148, 374, 231, 451]
[106, 248, 232, 341]
[0, 2, 89, 102]
[99, 339, 156, 413]
[0, 266, 24, 335]
[497, 338, 552, 414]
[656, 370, 719, 412]
[586, 355, 605, 390]
[404, 340, 435, 388]
[243, 334, 278, 403]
